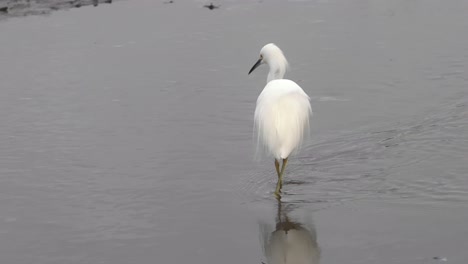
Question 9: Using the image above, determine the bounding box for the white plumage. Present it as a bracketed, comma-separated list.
[248, 43, 312, 195]
[255, 79, 311, 160]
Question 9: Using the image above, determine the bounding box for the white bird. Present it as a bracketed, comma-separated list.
[248, 43, 312, 196]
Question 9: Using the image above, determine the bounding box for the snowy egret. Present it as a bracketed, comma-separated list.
[248, 43, 312, 196]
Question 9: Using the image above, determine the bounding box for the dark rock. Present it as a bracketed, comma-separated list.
[203, 3, 219, 10]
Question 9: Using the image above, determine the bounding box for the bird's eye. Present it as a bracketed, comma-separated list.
[260, 55, 263, 59]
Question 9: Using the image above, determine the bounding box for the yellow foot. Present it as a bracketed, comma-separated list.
[274, 191, 281, 199]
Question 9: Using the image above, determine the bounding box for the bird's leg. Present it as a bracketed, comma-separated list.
[280, 158, 288, 175]
[274, 158, 288, 196]
[279, 158, 288, 188]
[274, 159, 282, 197]
[274, 159, 281, 179]
[274, 179, 282, 197]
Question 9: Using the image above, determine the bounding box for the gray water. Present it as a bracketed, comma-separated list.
[1, 0, 468, 263]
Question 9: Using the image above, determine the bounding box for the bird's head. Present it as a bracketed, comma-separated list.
[248, 43, 289, 80]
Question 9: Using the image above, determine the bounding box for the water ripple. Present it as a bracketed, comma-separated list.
[241, 98, 468, 208]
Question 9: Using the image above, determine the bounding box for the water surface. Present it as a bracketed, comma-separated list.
[1, 0, 468, 263]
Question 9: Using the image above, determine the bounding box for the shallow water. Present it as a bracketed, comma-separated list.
[1, 0, 468, 263]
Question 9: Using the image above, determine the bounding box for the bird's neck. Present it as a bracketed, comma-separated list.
[267, 61, 287, 83]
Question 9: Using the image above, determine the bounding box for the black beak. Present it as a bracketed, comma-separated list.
[248, 58, 262, 75]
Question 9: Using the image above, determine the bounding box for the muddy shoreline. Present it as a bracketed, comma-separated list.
[0, 0, 114, 19]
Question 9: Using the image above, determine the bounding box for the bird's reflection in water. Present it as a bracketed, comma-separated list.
[259, 197, 320, 264]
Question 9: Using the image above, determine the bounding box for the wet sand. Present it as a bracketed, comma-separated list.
[1, 0, 467, 263]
